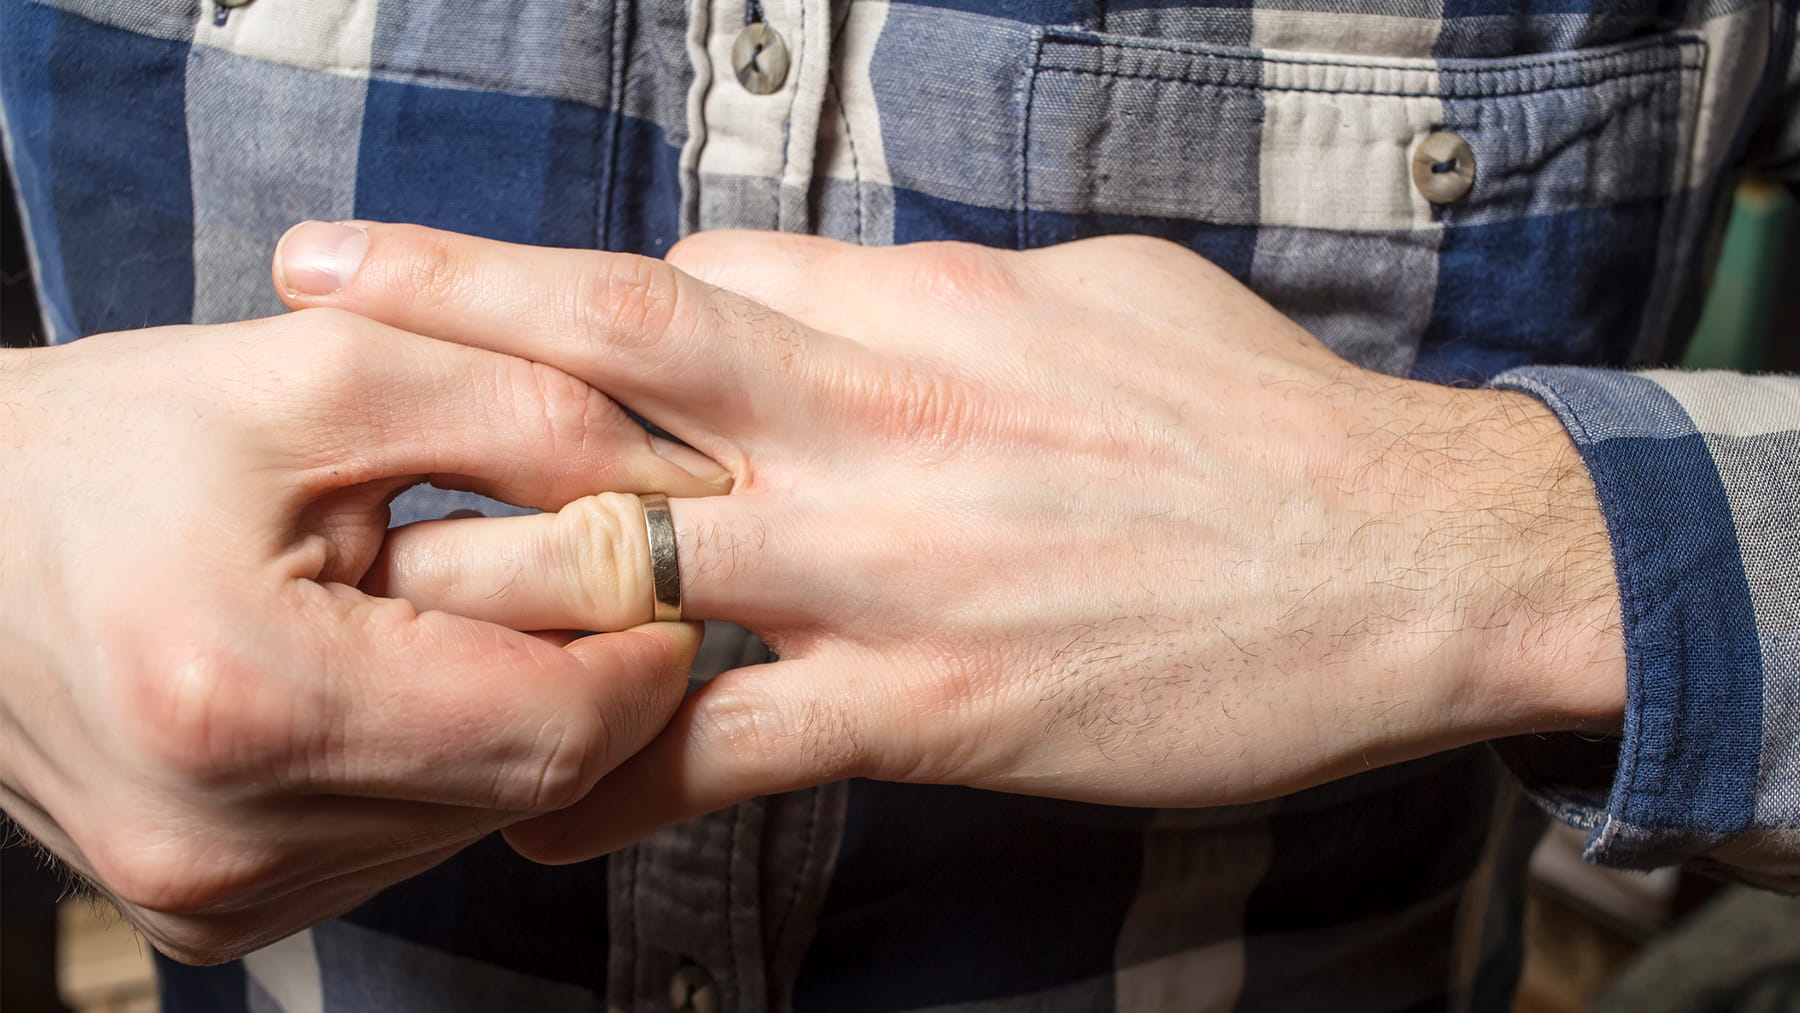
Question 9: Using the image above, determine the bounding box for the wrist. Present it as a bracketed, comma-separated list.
[1407, 384, 1626, 740]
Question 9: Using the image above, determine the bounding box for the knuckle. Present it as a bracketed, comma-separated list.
[389, 225, 474, 309]
[520, 359, 606, 435]
[93, 830, 269, 919]
[520, 719, 601, 812]
[697, 687, 866, 784]
[568, 253, 683, 353]
[493, 359, 618, 497]
[851, 367, 976, 448]
[510, 629, 689, 813]
[280, 306, 373, 359]
[1092, 232, 1187, 260]
[1054, 233, 1219, 289]
[663, 229, 733, 275]
[890, 241, 1021, 308]
[694, 688, 779, 765]
[269, 307, 379, 402]
[114, 642, 291, 788]
[666, 230, 828, 288]
[525, 361, 618, 461]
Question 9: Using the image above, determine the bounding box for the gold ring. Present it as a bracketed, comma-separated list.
[640, 493, 681, 622]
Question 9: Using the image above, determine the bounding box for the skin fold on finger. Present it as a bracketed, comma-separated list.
[366, 491, 657, 633]
[271, 220, 861, 444]
[273, 581, 700, 809]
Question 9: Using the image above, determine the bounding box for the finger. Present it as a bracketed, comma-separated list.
[250, 309, 729, 506]
[272, 221, 865, 440]
[366, 491, 657, 632]
[366, 492, 815, 630]
[504, 655, 913, 863]
[338, 607, 699, 812]
[190, 582, 702, 810]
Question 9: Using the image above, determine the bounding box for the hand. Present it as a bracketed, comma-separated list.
[274, 222, 1626, 862]
[0, 308, 725, 962]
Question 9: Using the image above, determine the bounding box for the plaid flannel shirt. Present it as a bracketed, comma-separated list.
[4, 0, 1800, 1009]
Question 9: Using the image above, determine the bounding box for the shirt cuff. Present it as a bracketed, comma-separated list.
[1486, 366, 1784, 878]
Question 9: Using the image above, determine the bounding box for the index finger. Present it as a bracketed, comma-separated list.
[273, 221, 859, 444]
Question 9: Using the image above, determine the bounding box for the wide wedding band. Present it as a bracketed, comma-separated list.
[640, 493, 682, 622]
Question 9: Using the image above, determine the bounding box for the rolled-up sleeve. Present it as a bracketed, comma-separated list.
[1488, 367, 1800, 888]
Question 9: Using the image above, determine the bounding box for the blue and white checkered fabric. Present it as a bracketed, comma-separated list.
[4, 0, 1800, 1009]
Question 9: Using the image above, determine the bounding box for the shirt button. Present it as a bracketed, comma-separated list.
[669, 963, 721, 1013]
[1412, 131, 1475, 204]
[732, 21, 789, 95]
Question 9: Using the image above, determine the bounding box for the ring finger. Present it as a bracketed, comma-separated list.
[368, 491, 656, 632]
[368, 491, 801, 632]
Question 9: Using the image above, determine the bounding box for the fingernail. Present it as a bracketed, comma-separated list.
[650, 435, 733, 491]
[277, 220, 368, 296]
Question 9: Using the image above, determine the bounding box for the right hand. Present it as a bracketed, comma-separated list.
[0, 308, 725, 963]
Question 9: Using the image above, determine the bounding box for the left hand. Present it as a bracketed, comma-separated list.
[274, 222, 1626, 862]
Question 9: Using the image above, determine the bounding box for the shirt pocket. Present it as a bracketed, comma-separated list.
[1019, 28, 1706, 377]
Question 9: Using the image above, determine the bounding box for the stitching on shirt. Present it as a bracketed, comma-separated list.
[1033, 64, 1693, 100]
[782, 0, 807, 232]
[602, 4, 625, 250]
[1017, 29, 1046, 247]
[825, 5, 865, 243]
[1040, 27, 1703, 76]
